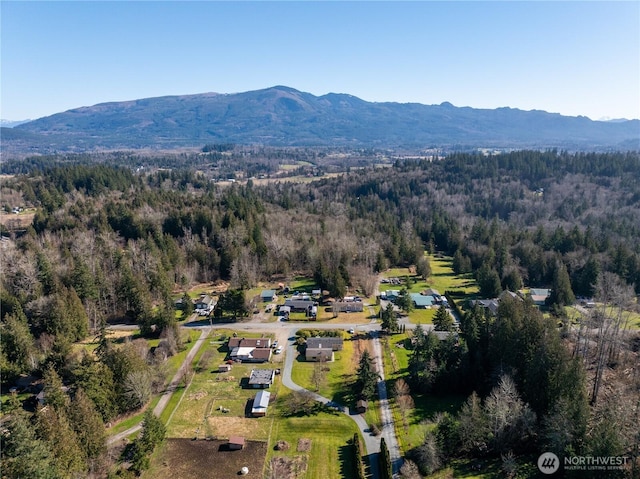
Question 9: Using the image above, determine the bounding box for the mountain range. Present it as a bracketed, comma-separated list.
[3, 86, 639, 153]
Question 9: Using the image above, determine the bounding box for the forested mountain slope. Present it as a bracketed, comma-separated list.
[5, 86, 639, 153]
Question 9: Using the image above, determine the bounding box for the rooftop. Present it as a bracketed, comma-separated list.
[248, 369, 275, 385]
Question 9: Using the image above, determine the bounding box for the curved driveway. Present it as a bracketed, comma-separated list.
[110, 316, 428, 477]
[280, 326, 381, 479]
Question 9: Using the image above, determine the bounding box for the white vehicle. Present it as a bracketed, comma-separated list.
[275, 346, 283, 354]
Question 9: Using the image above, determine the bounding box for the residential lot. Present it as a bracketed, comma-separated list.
[152, 327, 362, 479]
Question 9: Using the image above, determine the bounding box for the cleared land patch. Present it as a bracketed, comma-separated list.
[151, 438, 267, 479]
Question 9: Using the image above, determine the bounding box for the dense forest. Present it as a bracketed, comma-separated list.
[1, 149, 639, 478]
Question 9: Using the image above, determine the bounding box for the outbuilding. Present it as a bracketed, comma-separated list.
[228, 436, 245, 450]
[260, 290, 277, 302]
[251, 390, 271, 417]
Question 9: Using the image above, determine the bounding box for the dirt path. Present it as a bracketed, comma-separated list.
[107, 328, 210, 445]
[370, 331, 403, 475]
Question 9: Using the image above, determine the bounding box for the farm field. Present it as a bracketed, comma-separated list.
[153, 327, 362, 479]
[148, 438, 268, 479]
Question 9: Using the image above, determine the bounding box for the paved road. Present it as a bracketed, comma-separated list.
[107, 328, 210, 445]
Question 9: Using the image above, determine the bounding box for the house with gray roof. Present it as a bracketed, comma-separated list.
[306, 337, 343, 351]
[248, 369, 275, 388]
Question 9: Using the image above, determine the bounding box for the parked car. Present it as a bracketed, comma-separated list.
[272, 340, 279, 348]
[275, 346, 283, 354]
[347, 329, 355, 334]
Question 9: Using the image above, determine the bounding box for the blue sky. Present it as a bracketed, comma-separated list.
[2, 1, 639, 121]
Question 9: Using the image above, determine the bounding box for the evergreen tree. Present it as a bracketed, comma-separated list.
[1, 413, 57, 479]
[216, 288, 248, 320]
[68, 388, 107, 461]
[72, 355, 118, 421]
[577, 257, 599, 298]
[356, 350, 379, 400]
[547, 261, 575, 308]
[433, 304, 454, 331]
[379, 437, 393, 479]
[181, 291, 194, 317]
[396, 287, 413, 313]
[42, 365, 69, 411]
[477, 264, 502, 298]
[36, 406, 87, 477]
[0, 313, 37, 379]
[380, 303, 399, 332]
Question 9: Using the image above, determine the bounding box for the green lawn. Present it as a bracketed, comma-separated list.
[290, 340, 356, 405]
[381, 253, 478, 324]
[269, 398, 361, 479]
[162, 326, 362, 479]
[165, 330, 279, 440]
[381, 254, 478, 295]
[289, 276, 319, 292]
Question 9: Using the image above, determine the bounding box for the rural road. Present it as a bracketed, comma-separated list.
[370, 330, 403, 475]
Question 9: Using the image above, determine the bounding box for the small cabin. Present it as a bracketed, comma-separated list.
[218, 364, 232, 373]
[228, 436, 245, 450]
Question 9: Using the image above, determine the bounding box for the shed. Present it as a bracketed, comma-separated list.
[261, 290, 277, 302]
[251, 390, 271, 417]
[218, 364, 232, 373]
[356, 399, 368, 413]
[228, 436, 245, 450]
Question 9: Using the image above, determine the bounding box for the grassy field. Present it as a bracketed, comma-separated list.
[161, 326, 362, 479]
[165, 330, 278, 440]
[289, 339, 356, 404]
[269, 395, 361, 479]
[381, 253, 478, 324]
[381, 254, 478, 294]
